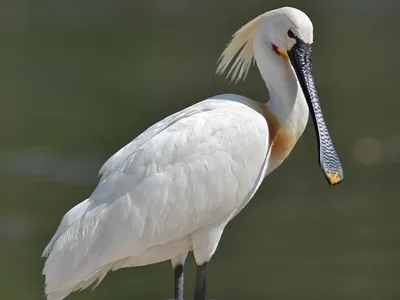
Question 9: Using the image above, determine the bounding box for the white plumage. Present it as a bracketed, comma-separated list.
[43, 7, 343, 300]
[43, 96, 271, 298]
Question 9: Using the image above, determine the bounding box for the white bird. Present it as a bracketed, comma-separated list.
[42, 6, 344, 300]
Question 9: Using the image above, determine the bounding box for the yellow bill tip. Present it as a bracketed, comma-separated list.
[326, 170, 343, 185]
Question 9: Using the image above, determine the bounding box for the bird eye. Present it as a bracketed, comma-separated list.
[287, 29, 295, 38]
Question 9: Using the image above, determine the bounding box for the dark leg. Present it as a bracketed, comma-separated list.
[174, 264, 184, 300]
[194, 262, 208, 300]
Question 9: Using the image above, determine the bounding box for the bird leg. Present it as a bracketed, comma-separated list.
[174, 264, 184, 300]
[194, 262, 208, 300]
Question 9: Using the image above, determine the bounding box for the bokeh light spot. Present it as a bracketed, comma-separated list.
[353, 137, 381, 165]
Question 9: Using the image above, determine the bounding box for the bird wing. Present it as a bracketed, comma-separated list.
[43, 95, 270, 294]
[98, 100, 213, 181]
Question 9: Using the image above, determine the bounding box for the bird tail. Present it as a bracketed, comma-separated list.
[45, 290, 70, 300]
[42, 196, 136, 300]
[42, 198, 95, 300]
[44, 265, 112, 300]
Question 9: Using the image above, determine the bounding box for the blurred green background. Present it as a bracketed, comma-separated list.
[1, 0, 400, 299]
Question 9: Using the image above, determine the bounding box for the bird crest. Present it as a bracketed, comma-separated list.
[216, 12, 265, 83]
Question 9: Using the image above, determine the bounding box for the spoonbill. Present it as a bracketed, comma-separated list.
[42, 6, 343, 300]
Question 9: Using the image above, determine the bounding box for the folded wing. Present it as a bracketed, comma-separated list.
[43, 96, 269, 298]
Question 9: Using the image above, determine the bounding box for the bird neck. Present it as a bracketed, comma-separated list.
[265, 77, 309, 140]
[254, 37, 309, 170]
[254, 38, 309, 140]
